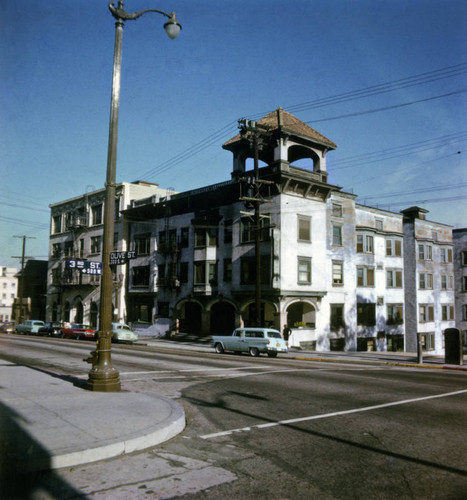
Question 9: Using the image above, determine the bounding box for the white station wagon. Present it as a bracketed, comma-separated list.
[212, 327, 288, 357]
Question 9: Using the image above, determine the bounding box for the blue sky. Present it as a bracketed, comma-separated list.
[1, 0, 466, 267]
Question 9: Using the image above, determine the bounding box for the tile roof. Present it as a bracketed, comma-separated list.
[223, 107, 337, 150]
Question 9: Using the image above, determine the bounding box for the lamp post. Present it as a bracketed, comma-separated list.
[87, 1, 181, 392]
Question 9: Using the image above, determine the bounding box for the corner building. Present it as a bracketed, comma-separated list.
[123, 109, 453, 353]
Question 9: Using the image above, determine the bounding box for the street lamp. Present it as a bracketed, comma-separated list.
[87, 1, 181, 392]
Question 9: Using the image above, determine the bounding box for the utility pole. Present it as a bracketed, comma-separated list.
[238, 119, 274, 326]
[12, 235, 35, 324]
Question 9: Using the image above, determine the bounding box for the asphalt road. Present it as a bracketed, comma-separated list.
[1, 334, 466, 499]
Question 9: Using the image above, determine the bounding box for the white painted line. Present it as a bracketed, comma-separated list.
[119, 366, 275, 376]
[200, 389, 467, 439]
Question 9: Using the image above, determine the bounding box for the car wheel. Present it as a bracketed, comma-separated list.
[215, 343, 224, 354]
[249, 347, 260, 357]
[267, 352, 278, 358]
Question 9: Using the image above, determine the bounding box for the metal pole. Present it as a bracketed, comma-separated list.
[87, 15, 124, 392]
[254, 135, 262, 327]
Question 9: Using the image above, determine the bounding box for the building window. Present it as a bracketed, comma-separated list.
[419, 273, 433, 290]
[418, 244, 432, 261]
[463, 304, 467, 321]
[357, 266, 374, 287]
[431, 230, 438, 242]
[194, 228, 217, 247]
[223, 220, 233, 244]
[357, 303, 376, 326]
[134, 234, 151, 255]
[297, 215, 311, 242]
[332, 261, 343, 285]
[441, 305, 454, 321]
[332, 203, 343, 217]
[386, 269, 403, 288]
[90, 236, 102, 254]
[241, 218, 268, 243]
[180, 227, 189, 248]
[440, 247, 453, 263]
[91, 204, 103, 225]
[332, 224, 342, 246]
[462, 251, 467, 266]
[297, 257, 312, 284]
[419, 304, 434, 323]
[64, 241, 73, 257]
[223, 258, 232, 282]
[194, 261, 205, 285]
[441, 275, 453, 290]
[421, 333, 435, 351]
[356, 234, 374, 253]
[194, 261, 217, 285]
[52, 215, 62, 234]
[386, 239, 402, 256]
[330, 304, 345, 329]
[375, 218, 383, 231]
[464, 276, 467, 292]
[133, 266, 150, 287]
[114, 199, 121, 221]
[240, 256, 270, 285]
[52, 243, 61, 259]
[387, 304, 403, 325]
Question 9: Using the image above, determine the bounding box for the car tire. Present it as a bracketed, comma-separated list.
[249, 347, 260, 357]
[215, 343, 224, 354]
[267, 352, 278, 358]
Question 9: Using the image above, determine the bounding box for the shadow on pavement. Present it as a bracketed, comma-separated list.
[0, 400, 84, 499]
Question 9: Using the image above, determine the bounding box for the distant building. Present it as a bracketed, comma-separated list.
[0, 266, 18, 323]
[13, 260, 48, 321]
[46, 181, 174, 327]
[453, 228, 467, 345]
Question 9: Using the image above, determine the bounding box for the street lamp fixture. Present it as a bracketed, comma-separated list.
[86, 1, 181, 392]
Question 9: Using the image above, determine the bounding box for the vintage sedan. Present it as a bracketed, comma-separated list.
[38, 322, 63, 337]
[16, 320, 45, 335]
[112, 323, 138, 343]
[61, 323, 96, 340]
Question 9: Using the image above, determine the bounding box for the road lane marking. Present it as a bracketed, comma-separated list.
[200, 389, 467, 439]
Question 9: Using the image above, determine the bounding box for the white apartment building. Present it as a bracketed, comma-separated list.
[46, 181, 173, 327]
[0, 267, 18, 322]
[122, 108, 450, 352]
[453, 228, 467, 344]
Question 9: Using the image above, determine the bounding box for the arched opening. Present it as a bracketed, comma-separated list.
[74, 301, 84, 323]
[90, 302, 98, 329]
[243, 301, 275, 328]
[210, 302, 235, 334]
[286, 301, 316, 329]
[51, 302, 59, 322]
[288, 145, 320, 172]
[180, 301, 202, 335]
[63, 302, 71, 323]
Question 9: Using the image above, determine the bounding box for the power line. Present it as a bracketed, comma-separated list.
[306, 89, 466, 124]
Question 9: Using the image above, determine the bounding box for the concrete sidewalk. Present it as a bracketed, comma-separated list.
[0, 361, 185, 473]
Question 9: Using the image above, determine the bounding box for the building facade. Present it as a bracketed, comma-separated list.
[0, 267, 18, 323]
[453, 228, 467, 344]
[46, 181, 173, 327]
[121, 109, 454, 353]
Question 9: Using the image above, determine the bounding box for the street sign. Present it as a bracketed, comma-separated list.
[109, 251, 137, 266]
[65, 259, 102, 275]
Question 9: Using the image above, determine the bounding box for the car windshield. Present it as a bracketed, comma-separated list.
[115, 324, 131, 331]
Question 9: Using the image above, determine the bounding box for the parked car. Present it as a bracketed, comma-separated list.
[38, 321, 63, 337]
[61, 323, 96, 340]
[212, 327, 288, 357]
[16, 320, 45, 335]
[112, 323, 138, 343]
[0, 321, 15, 334]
